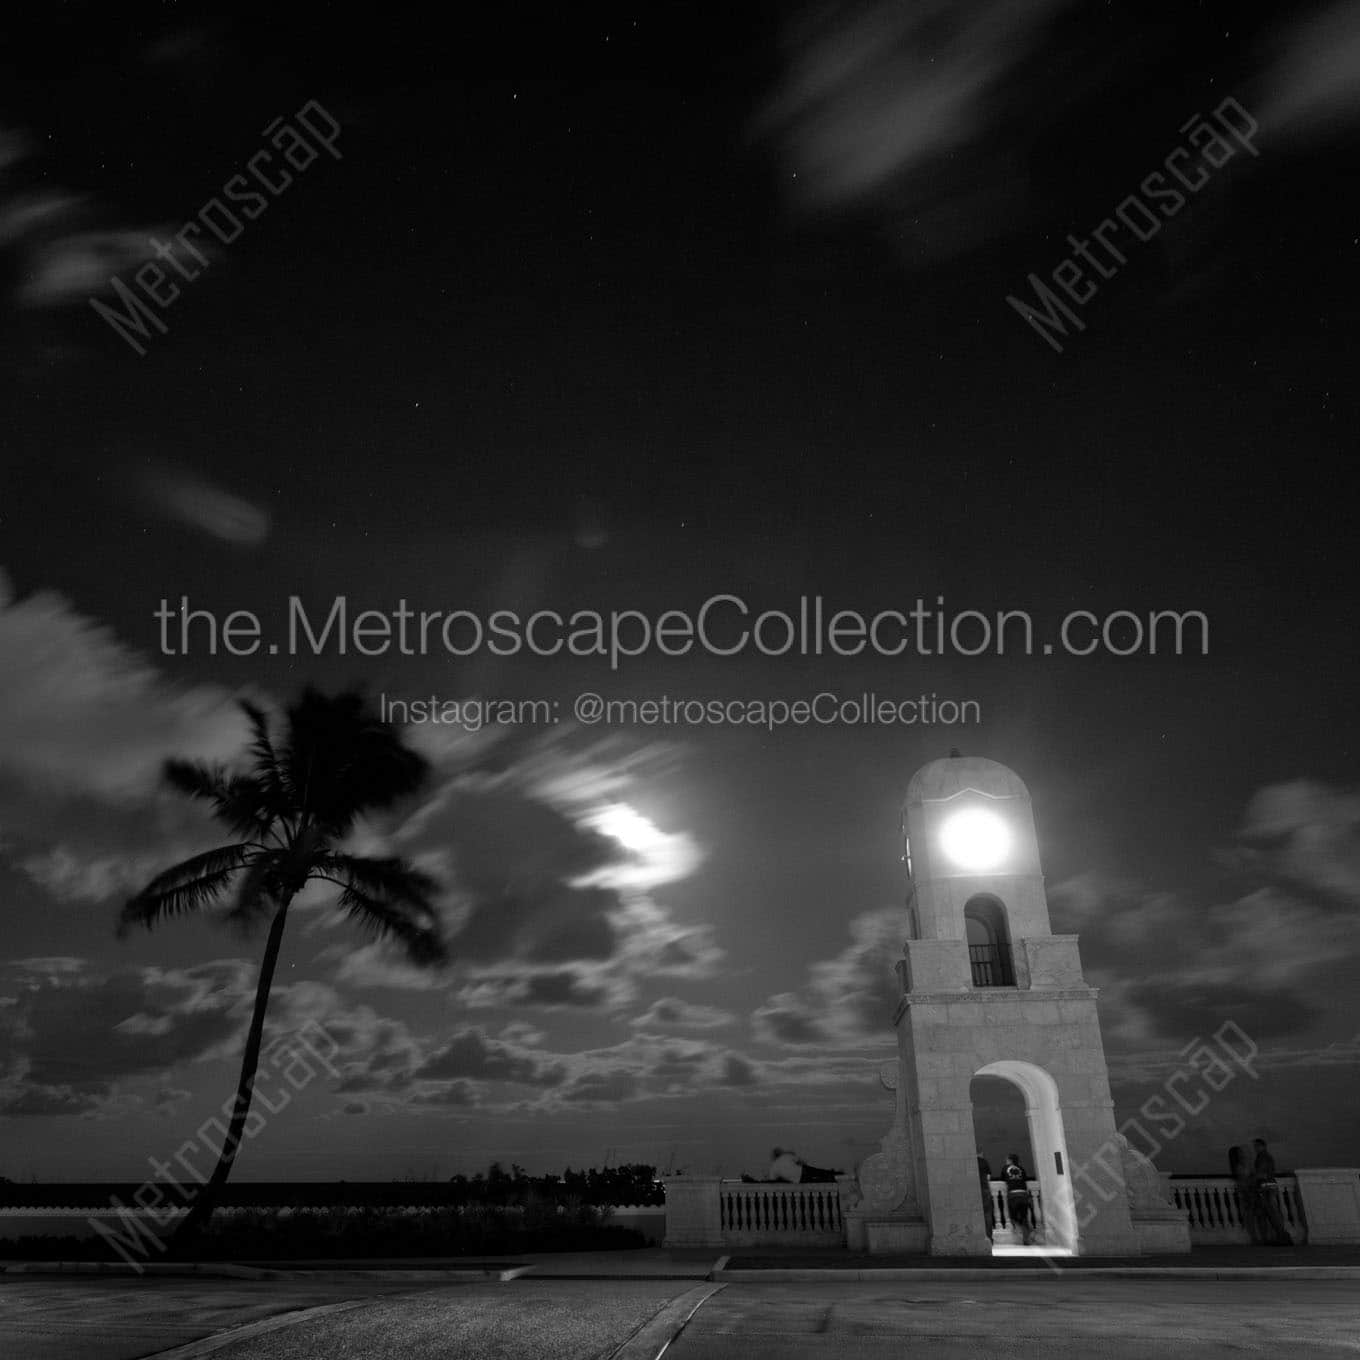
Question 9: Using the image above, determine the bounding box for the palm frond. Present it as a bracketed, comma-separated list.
[239, 699, 294, 815]
[314, 852, 447, 966]
[163, 759, 229, 803]
[163, 760, 282, 839]
[283, 688, 430, 837]
[336, 887, 449, 966]
[222, 848, 286, 930]
[317, 854, 439, 916]
[119, 844, 256, 936]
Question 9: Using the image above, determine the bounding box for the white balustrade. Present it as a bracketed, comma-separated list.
[718, 1180, 845, 1246]
[987, 1179, 1044, 1243]
[1168, 1175, 1308, 1243]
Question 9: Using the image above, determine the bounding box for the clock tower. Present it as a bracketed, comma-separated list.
[847, 754, 1157, 1256]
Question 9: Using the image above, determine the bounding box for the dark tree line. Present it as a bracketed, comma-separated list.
[447, 1162, 663, 1206]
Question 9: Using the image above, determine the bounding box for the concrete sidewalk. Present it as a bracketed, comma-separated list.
[4, 1244, 1358, 1282]
[0, 1248, 718, 1282]
[716, 1243, 1360, 1281]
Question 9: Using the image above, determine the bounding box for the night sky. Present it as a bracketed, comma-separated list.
[2, 2, 1359, 1183]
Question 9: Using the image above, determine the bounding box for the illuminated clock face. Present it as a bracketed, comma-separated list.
[939, 807, 1010, 871]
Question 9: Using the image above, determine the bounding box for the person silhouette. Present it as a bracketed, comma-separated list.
[1002, 1152, 1034, 1244]
[1252, 1139, 1293, 1245]
[1228, 1145, 1262, 1243]
[978, 1154, 996, 1238]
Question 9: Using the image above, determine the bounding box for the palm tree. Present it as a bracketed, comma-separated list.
[119, 687, 447, 1244]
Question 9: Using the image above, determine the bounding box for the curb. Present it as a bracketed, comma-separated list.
[713, 1265, 1360, 1282]
[518, 1270, 716, 1280]
[0, 1261, 276, 1280]
[0, 1260, 531, 1282]
[606, 1283, 726, 1360]
[140, 1300, 368, 1359]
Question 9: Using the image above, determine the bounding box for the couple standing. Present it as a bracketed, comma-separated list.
[979, 1153, 1035, 1243]
[1229, 1139, 1294, 1245]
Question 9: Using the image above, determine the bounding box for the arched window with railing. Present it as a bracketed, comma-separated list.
[965, 894, 1015, 987]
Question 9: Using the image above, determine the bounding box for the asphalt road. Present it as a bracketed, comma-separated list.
[666, 1279, 1360, 1358]
[0, 1274, 456, 1360]
[3, 1275, 1359, 1360]
[0, 1275, 698, 1360]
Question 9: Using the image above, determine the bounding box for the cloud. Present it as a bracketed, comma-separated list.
[415, 1028, 565, 1087]
[339, 729, 716, 1013]
[0, 958, 256, 1117]
[0, 570, 247, 800]
[760, 0, 1360, 272]
[1052, 779, 1360, 1046]
[1232, 778, 1360, 903]
[719, 1053, 759, 1087]
[20, 229, 167, 306]
[759, 0, 1075, 259]
[326, 942, 446, 992]
[1258, 2, 1360, 138]
[138, 463, 271, 546]
[764, 1, 1070, 204]
[629, 997, 736, 1030]
[751, 907, 904, 1047]
[456, 967, 631, 1012]
[409, 1081, 477, 1108]
[559, 1068, 640, 1106]
[0, 128, 173, 310]
[154, 1086, 193, 1115]
[752, 992, 833, 1046]
[0, 570, 251, 902]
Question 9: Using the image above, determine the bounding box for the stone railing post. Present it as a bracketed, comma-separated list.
[1293, 1169, 1360, 1245]
[662, 1175, 724, 1248]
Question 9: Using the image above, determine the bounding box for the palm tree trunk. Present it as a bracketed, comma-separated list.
[171, 897, 291, 1250]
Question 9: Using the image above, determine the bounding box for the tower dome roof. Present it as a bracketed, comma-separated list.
[906, 754, 1030, 804]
